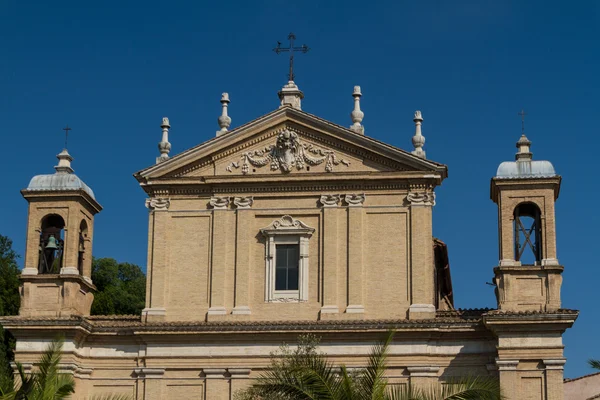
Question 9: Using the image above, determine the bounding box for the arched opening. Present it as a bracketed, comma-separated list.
[514, 202, 542, 265]
[78, 220, 88, 275]
[38, 214, 65, 274]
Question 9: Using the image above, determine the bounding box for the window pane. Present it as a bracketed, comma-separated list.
[275, 266, 287, 290]
[275, 244, 300, 291]
[287, 266, 299, 290]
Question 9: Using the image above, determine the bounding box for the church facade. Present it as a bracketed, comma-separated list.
[2, 80, 577, 399]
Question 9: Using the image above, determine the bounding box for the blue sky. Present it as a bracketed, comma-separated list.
[1, 0, 598, 378]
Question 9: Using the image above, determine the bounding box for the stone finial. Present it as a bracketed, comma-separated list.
[349, 86, 365, 135]
[515, 134, 532, 161]
[55, 149, 74, 174]
[156, 117, 171, 164]
[278, 81, 304, 110]
[411, 111, 426, 159]
[217, 93, 232, 136]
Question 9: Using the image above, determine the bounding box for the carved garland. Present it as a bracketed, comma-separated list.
[226, 130, 350, 174]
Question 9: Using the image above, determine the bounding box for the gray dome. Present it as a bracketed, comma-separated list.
[496, 160, 556, 179]
[26, 173, 96, 199]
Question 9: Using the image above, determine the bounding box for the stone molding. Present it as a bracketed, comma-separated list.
[228, 368, 251, 378]
[145, 197, 170, 211]
[319, 194, 341, 207]
[209, 196, 230, 209]
[233, 196, 253, 209]
[226, 129, 350, 175]
[344, 193, 366, 206]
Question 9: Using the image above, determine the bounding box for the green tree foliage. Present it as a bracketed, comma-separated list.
[235, 331, 502, 400]
[0, 235, 21, 396]
[91, 258, 146, 315]
[0, 235, 20, 317]
[0, 337, 131, 400]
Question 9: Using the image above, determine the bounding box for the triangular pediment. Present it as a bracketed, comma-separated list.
[135, 107, 447, 182]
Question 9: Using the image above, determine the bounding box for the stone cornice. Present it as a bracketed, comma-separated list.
[20, 189, 102, 214]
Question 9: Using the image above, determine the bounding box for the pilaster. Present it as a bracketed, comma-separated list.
[143, 198, 170, 322]
[229, 368, 251, 398]
[406, 189, 435, 319]
[320, 195, 340, 317]
[208, 197, 231, 318]
[233, 197, 253, 315]
[544, 359, 566, 400]
[135, 367, 165, 400]
[407, 365, 440, 388]
[496, 360, 519, 400]
[345, 194, 365, 314]
[203, 368, 228, 400]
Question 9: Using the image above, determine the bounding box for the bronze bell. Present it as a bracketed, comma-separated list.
[45, 235, 58, 250]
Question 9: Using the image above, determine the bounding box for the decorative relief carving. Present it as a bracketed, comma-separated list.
[269, 298, 308, 303]
[233, 196, 253, 209]
[406, 191, 435, 206]
[209, 196, 230, 209]
[145, 197, 170, 211]
[319, 194, 341, 207]
[226, 130, 350, 174]
[261, 215, 315, 233]
[344, 193, 366, 206]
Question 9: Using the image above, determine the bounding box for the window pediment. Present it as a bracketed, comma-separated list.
[260, 215, 315, 237]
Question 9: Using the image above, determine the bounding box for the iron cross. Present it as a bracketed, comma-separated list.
[518, 109, 526, 134]
[62, 125, 72, 149]
[273, 33, 310, 82]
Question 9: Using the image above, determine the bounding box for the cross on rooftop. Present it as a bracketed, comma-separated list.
[62, 125, 72, 150]
[273, 33, 310, 82]
[518, 109, 526, 134]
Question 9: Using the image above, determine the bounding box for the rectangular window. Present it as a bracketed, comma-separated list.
[275, 244, 299, 291]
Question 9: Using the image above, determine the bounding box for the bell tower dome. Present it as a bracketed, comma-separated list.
[19, 148, 102, 317]
[491, 134, 562, 312]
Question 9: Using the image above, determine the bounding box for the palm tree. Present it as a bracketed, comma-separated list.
[0, 338, 130, 400]
[235, 332, 502, 400]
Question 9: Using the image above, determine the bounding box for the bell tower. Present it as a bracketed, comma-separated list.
[19, 149, 102, 317]
[491, 134, 562, 312]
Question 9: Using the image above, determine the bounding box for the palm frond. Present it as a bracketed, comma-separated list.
[589, 359, 600, 371]
[418, 376, 502, 400]
[355, 330, 395, 399]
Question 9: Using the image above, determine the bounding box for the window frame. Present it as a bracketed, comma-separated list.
[260, 215, 314, 303]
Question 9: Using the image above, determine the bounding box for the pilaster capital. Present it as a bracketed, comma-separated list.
[145, 197, 170, 211]
[407, 366, 440, 377]
[344, 193, 365, 207]
[228, 368, 251, 378]
[209, 196, 230, 209]
[233, 196, 253, 209]
[406, 191, 435, 207]
[202, 368, 227, 378]
[319, 194, 341, 207]
[134, 367, 166, 379]
[496, 359, 519, 371]
[543, 358, 566, 370]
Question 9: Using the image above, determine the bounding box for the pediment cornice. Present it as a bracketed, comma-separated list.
[135, 107, 447, 184]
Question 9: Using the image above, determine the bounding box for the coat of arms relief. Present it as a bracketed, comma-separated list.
[226, 130, 350, 174]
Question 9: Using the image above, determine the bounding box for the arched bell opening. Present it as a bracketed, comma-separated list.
[78, 219, 88, 275]
[513, 202, 542, 265]
[38, 214, 65, 274]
